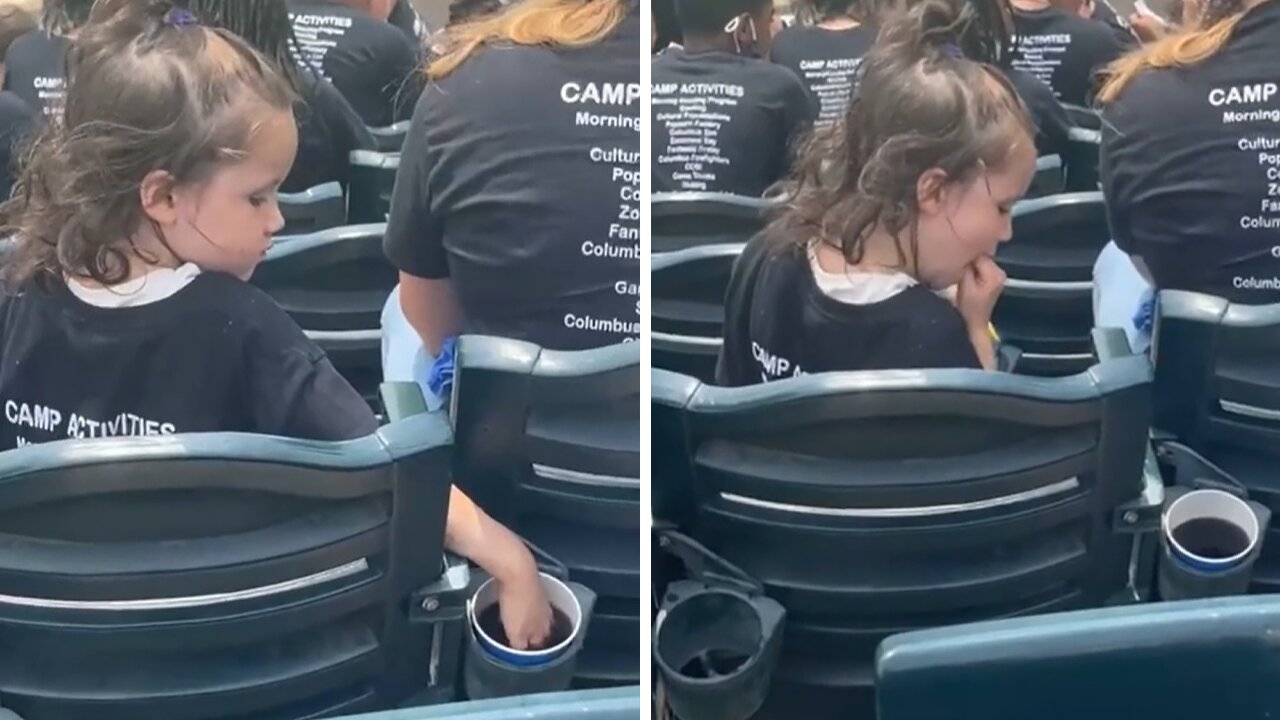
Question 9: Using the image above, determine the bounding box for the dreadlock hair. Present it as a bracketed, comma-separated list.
[182, 0, 308, 96]
[1098, 0, 1270, 103]
[40, 0, 94, 34]
[880, 0, 1016, 65]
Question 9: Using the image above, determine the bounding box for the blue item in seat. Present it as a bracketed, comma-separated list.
[427, 337, 457, 400]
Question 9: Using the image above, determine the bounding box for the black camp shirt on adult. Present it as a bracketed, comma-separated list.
[384, 11, 640, 350]
[0, 273, 378, 451]
[287, 0, 422, 127]
[0, 90, 34, 200]
[1010, 6, 1128, 106]
[1006, 66, 1074, 158]
[1102, 0, 1280, 303]
[3, 29, 68, 119]
[769, 23, 877, 126]
[652, 48, 816, 197]
[285, 70, 375, 192]
[716, 234, 981, 387]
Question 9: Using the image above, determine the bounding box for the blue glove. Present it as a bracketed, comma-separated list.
[426, 336, 457, 400]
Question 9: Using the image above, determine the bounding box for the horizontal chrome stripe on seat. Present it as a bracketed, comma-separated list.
[720, 477, 1079, 518]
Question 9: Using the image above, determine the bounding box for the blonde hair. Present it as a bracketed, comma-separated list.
[1097, 0, 1267, 103]
[429, 0, 630, 79]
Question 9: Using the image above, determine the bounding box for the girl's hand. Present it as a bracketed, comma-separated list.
[955, 255, 1006, 332]
[496, 567, 553, 650]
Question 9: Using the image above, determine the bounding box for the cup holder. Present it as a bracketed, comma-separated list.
[655, 582, 784, 720]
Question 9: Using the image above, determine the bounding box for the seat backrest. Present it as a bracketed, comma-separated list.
[1026, 155, 1065, 199]
[1064, 127, 1101, 192]
[279, 182, 347, 236]
[993, 192, 1108, 375]
[348, 151, 401, 224]
[0, 413, 459, 720]
[253, 224, 396, 403]
[652, 243, 743, 383]
[367, 121, 410, 153]
[1151, 290, 1280, 460]
[653, 359, 1151, 714]
[876, 595, 1280, 720]
[330, 687, 642, 720]
[452, 336, 641, 687]
[1063, 104, 1102, 131]
[651, 192, 777, 253]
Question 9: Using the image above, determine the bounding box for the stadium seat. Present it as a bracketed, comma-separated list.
[1027, 155, 1065, 199]
[651, 347, 1158, 720]
[348, 151, 401, 224]
[652, 243, 743, 383]
[876, 595, 1280, 720]
[335, 687, 641, 720]
[1064, 127, 1101, 193]
[1149, 290, 1280, 593]
[253, 223, 397, 405]
[1062, 103, 1102, 131]
[0, 412, 468, 720]
[367, 121, 410, 153]
[651, 192, 777, 253]
[994, 192, 1109, 376]
[388, 337, 641, 690]
[278, 181, 347, 236]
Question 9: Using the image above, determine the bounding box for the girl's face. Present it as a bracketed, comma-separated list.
[912, 139, 1036, 289]
[165, 109, 298, 280]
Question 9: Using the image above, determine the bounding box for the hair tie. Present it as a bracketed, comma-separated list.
[165, 7, 199, 27]
[941, 43, 965, 59]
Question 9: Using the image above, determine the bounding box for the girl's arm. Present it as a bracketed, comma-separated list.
[399, 273, 464, 357]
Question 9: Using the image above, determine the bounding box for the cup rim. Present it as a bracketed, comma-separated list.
[1163, 489, 1259, 567]
[468, 572, 581, 659]
[653, 588, 763, 684]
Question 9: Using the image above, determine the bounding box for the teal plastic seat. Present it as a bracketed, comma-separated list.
[367, 121, 410, 153]
[0, 413, 468, 720]
[877, 595, 1280, 720]
[651, 341, 1159, 719]
[278, 181, 347, 235]
[651, 192, 777, 253]
[651, 243, 743, 383]
[333, 687, 640, 720]
[348, 151, 401, 224]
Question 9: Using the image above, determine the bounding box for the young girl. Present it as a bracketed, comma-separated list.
[0, 0, 551, 651]
[717, 0, 1038, 386]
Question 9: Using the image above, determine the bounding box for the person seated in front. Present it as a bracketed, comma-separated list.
[287, 0, 422, 127]
[3, 0, 85, 119]
[652, 0, 816, 197]
[717, 0, 1038, 385]
[0, 2, 553, 650]
[769, 0, 878, 127]
[1008, 0, 1131, 106]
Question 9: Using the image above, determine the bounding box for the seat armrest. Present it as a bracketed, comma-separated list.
[381, 381, 429, 422]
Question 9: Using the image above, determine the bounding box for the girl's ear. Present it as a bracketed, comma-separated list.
[138, 169, 179, 226]
[915, 167, 950, 217]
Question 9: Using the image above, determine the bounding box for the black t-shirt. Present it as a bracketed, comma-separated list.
[1091, 0, 1140, 46]
[716, 234, 981, 386]
[652, 48, 816, 197]
[1102, 0, 1280, 303]
[0, 273, 378, 451]
[1010, 7, 1128, 106]
[1006, 66, 1074, 158]
[3, 30, 69, 120]
[288, 0, 423, 127]
[384, 13, 640, 350]
[769, 24, 877, 126]
[286, 71, 375, 192]
[0, 91, 34, 200]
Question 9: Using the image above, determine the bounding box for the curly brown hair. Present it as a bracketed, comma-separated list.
[767, 0, 1033, 275]
[0, 0, 296, 291]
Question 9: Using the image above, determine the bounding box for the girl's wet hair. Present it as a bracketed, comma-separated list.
[183, 0, 309, 97]
[0, 0, 296, 290]
[768, 0, 1033, 273]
